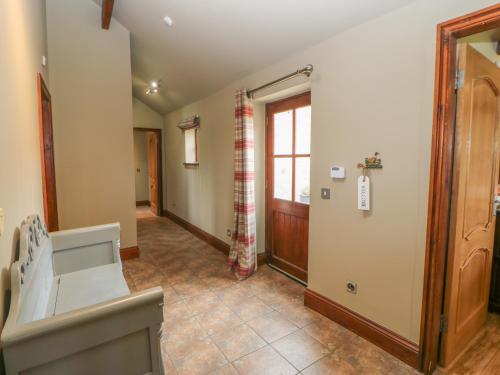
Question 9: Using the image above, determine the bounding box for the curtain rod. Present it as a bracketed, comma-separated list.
[247, 64, 313, 98]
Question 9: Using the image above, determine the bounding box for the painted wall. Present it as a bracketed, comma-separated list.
[134, 132, 149, 202]
[0, 0, 49, 329]
[164, 0, 499, 343]
[133, 97, 163, 129]
[46, 0, 137, 248]
[469, 42, 500, 64]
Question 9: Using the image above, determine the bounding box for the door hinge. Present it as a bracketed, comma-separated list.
[440, 314, 448, 333]
[455, 69, 464, 90]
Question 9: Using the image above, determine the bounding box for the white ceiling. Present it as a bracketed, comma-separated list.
[98, 0, 417, 114]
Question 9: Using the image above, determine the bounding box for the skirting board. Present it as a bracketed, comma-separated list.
[163, 210, 267, 266]
[304, 288, 420, 369]
[120, 246, 140, 260]
[136, 200, 150, 207]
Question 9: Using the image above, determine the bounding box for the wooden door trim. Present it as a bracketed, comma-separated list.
[265, 91, 311, 281]
[37, 73, 59, 232]
[133, 128, 164, 216]
[420, 4, 500, 374]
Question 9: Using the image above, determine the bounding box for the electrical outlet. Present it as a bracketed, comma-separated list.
[346, 281, 357, 294]
[226, 229, 232, 238]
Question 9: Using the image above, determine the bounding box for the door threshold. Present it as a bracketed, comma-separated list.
[267, 263, 307, 286]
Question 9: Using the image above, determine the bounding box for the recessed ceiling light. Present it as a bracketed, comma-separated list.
[163, 15, 173, 27]
[151, 80, 159, 88]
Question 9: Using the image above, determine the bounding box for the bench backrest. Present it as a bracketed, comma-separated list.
[9, 215, 55, 325]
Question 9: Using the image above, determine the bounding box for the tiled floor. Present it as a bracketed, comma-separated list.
[124, 212, 419, 374]
[136, 205, 156, 219]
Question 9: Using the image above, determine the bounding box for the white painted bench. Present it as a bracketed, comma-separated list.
[1, 215, 164, 375]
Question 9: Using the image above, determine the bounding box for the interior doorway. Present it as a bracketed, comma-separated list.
[37, 73, 59, 232]
[421, 5, 500, 374]
[265, 91, 311, 283]
[438, 40, 500, 370]
[133, 128, 163, 217]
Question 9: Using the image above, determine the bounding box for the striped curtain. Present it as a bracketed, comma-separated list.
[228, 89, 257, 279]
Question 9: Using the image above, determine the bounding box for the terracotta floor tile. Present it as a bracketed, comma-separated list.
[258, 288, 302, 309]
[162, 285, 183, 305]
[301, 354, 359, 375]
[184, 290, 220, 316]
[133, 273, 165, 290]
[213, 283, 255, 305]
[274, 301, 325, 328]
[169, 338, 227, 375]
[225, 295, 273, 321]
[247, 311, 298, 343]
[211, 324, 266, 361]
[272, 330, 330, 370]
[208, 363, 239, 375]
[163, 301, 194, 325]
[195, 304, 243, 336]
[302, 318, 357, 351]
[163, 315, 208, 343]
[233, 345, 298, 375]
[172, 277, 210, 297]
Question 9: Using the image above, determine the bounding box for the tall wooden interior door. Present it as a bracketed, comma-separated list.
[266, 92, 311, 283]
[37, 74, 59, 232]
[147, 132, 159, 215]
[439, 44, 500, 367]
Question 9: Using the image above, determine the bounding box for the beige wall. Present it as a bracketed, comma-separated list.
[46, 0, 137, 248]
[134, 132, 149, 202]
[164, 0, 499, 343]
[133, 97, 163, 129]
[0, 0, 49, 329]
[469, 42, 500, 64]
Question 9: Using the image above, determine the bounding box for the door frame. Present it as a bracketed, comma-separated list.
[37, 73, 59, 232]
[133, 127, 164, 216]
[420, 4, 500, 374]
[265, 91, 311, 283]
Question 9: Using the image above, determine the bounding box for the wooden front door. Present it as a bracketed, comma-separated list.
[266, 92, 311, 283]
[37, 74, 59, 232]
[147, 132, 159, 215]
[440, 44, 500, 367]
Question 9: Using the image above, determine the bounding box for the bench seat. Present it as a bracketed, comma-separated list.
[1, 215, 164, 375]
[55, 264, 130, 315]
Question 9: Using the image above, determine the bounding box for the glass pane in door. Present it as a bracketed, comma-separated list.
[295, 106, 311, 154]
[295, 157, 310, 204]
[274, 157, 293, 201]
[274, 110, 293, 155]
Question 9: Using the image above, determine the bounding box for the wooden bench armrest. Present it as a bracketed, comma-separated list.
[2, 287, 163, 347]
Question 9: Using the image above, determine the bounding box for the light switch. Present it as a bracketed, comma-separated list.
[0, 208, 4, 238]
[321, 188, 331, 200]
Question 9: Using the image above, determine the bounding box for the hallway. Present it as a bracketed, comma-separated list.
[123, 214, 417, 374]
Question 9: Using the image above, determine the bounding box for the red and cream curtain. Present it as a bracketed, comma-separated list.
[228, 89, 257, 280]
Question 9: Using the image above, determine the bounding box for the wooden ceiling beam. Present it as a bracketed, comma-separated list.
[101, 0, 114, 30]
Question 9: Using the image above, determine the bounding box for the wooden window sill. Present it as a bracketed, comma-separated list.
[183, 162, 199, 167]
